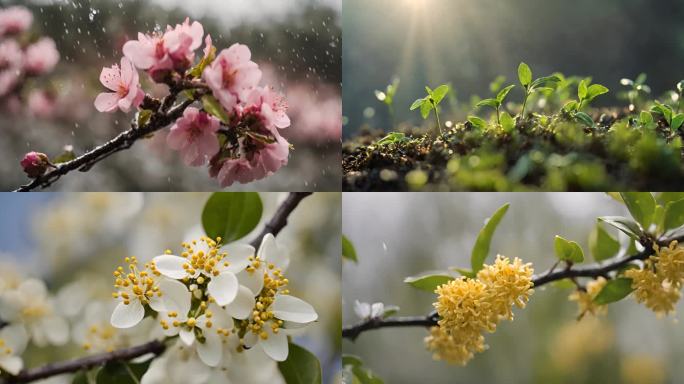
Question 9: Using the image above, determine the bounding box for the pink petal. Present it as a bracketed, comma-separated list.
[123, 40, 155, 70]
[120, 57, 134, 86]
[166, 126, 187, 150]
[94, 92, 120, 113]
[99, 66, 120, 92]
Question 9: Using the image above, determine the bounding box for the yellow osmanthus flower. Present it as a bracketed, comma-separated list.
[550, 317, 614, 374]
[426, 255, 533, 365]
[568, 277, 608, 318]
[625, 241, 684, 317]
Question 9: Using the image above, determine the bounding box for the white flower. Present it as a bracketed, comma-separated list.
[0, 324, 28, 375]
[0, 279, 69, 347]
[353, 301, 385, 320]
[234, 235, 318, 362]
[152, 236, 253, 307]
[155, 279, 234, 367]
[110, 257, 166, 329]
[141, 340, 213, 384]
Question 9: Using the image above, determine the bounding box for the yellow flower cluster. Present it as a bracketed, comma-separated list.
[625, 241, 684, 317]
[568, 277, 608, 318]
[425, 255, 534, 365]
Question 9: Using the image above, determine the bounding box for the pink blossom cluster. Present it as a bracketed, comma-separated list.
[0, 6, 60, 99]
[286, 84, 342, 143]
[93, 19, 292, 187]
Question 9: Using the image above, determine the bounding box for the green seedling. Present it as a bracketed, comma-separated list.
[476, 84, 515, 125]
[518, 62, 562, 118]
[375, 78, 400, 128]
[560, 79, 609, 128]
[410, 84, 450, 135]
[619, 73, 651, 112]
[376, 132, 410, 146]
[651, 101, 684, 130]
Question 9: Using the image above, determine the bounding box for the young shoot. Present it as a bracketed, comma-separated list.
[518, 62, 561, 118]
[476, 84, 515, 126]
[375, 78, 400, 128]
[651, 101, 684, 131]
[560, 79, 609, 128]
[619, 73, 651, 112]
[410, 84, 450, 135]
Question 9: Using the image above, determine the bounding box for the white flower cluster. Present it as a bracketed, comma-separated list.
[110, 234, 318, 384]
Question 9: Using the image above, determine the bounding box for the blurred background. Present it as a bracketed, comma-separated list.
[342, 0, 684, 136]
[0, 192, 341, 383]
[0, 0, 341, 191]
[343, 193, 683, 384]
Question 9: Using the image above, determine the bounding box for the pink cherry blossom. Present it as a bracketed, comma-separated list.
[94, 57, 145, 113]
[24, 38, 60, 76]
[122, 32, 173, 76]
[202, 35, 214, 61]
[213, 157, 258, 188]
[20, 151, 49, 178]
[249, 132, 290, 177]
[27, 90, 57, 119]
[0, 6, 32, 37]
[0, 39, 23, 69]
[164, 18, 203, 68]
[245, 86, 290, 132]
[0, 69, 21, 97]
[167, 107, 220, 166]
[203, 43, 262, 110]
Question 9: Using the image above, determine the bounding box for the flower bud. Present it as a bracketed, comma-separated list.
[20, 151, 50, 178]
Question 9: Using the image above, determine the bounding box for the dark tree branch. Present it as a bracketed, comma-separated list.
[3, 194, 311, 383]
[342, 234, 684, 341]
[249, 192, 313, 248]
[3, 340, 166, 384]
[13, 88, 206, 192]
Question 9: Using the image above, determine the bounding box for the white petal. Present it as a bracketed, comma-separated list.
[0, 355, 23, 375]
[20, 279, 48, 300]
[0, 324, 27, 353]
[148, 294, 166, 313]
[153, 255, 188, 279]
[243, 331, 258, 348]
[179, 328, 196, 346]
[370, 303, 385, 318]
[236, 267, 264, 295]
[257, 233, 289, 271]
[260, 327, 289, 362]
[207, 272, 238, 306]
[159, 279, 191, 315]
[111, 301, 144, 329]
[353, 300, 370, 319]
[196, 331, 222, 367]
[224, 285, 255, 320]
[140, 354, 168, 384]
[272, 295, 318, 324]
[41, 315, 70, 346]
[204, 304, 233, 330]
[221, 244, 255, 273]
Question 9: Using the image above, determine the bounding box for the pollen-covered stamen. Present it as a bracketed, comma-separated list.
[0, 339, 11, 356]
[112, 256, 161, 306]
[178, 236, 228, 277]
[82, 324, 119, 353]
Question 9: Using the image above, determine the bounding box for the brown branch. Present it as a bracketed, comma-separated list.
[342, 234, 684, 341]
[249, 192, 313, 248]
[3, 340, 166, 384]
[13, 88, 205, 192]
[2, 191, 312, 383]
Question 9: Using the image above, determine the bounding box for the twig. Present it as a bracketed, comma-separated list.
[13, 89, 204, 192]
[342, 234, 684, 340]
[3, 193, 312, 383]
[3, 340, 166, 384]
[249, 192, 313, 248]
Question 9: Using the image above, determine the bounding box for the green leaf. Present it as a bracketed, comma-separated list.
[620, 192, 656, 229]
[96, 361, 150, 384]
[72, 371, 88, 384]
[586, 84, 609, 101]
[376, 132, 407, 146]
[471, 203, 510, 272]
[562, 100, 579, 112]
[136, 109, 153, 128]
[518, 62, 532, 87]
[432, 84, 450, 105]
[343, 355, 384, 384]
[575, 112, 595, 128]
[404, 273, 454, 292]
[554, 235, 585, 263]
[672, 114, 684, 130]
[639, 111, 654, 126]
[278, 343, 322, 384]
[663, 198, 684, 231]
[476, 98, 499, 109]
[420, 101, 432, 119]
[410, 98, 426, 111]
[202, 192, 263, 243]
[189, 44, 216, 78]
[342, 235, 358, 263]
[653, 101, 673, 124]
[589, 223, 620, 261]
[382, 305, 400, 318]
[201, 94, 229, 124]
[593, 277, 634, 305]
[467, 116, 487, 130]
[598, 216, 643, 240]
[578, 79, 589, 100]
[53, 148, 76, 164]
[450, 267, 476, 278]
[658, 192, 684, 206]
[500, 111, 515, 133]
[496, 85, 515, 103]
[530, 75, 562, 89]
